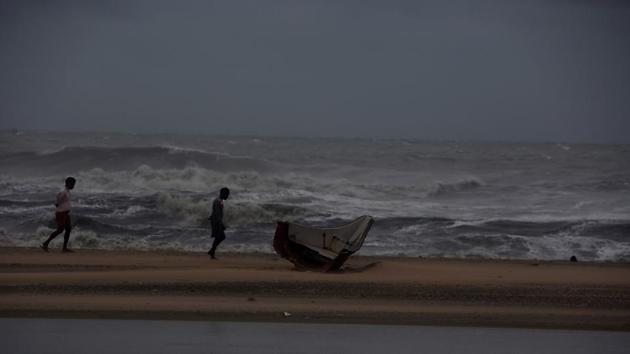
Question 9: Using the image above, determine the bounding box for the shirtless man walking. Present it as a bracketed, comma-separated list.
[208, 187, 230, 259]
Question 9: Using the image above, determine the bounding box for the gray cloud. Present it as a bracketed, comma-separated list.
[1, 0, 629, 142]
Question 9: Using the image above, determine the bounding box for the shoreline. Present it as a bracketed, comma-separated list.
[1, 247, 629, 331]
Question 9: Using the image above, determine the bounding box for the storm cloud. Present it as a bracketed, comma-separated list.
[1, 0, 629, 142]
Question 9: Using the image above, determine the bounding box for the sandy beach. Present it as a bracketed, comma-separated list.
[1, 247, 629, 331]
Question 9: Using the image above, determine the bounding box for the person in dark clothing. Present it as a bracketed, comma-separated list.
[208, 187, 230, 259]
[41, 177, 76, 253]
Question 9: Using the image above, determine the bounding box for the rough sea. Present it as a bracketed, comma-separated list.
[1, 131, 628, 261]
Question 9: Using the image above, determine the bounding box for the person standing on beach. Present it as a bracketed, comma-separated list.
[41, 177, 76, 253]
[208, 187, 230, 259]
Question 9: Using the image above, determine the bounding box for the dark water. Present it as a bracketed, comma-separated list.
[2, 318, 629, 354]
[1, 131, 629, 260]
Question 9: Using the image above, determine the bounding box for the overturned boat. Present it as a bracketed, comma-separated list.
[273, 216, 374, 272]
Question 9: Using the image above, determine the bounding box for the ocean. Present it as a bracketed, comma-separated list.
[0, 130, 628, 261]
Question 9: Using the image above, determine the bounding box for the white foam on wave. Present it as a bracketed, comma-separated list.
[69, 166, 228, 194]
[2, 225, 274, 254]
[63, 165, 333, 196]
[160, 144, 271, 163]
[57, 166, 423, 221]
[393, 223, 435, 235]
[156, 193, 210, 224]
[35, 146, 68, 156]
[524, 234, 629, 261]
[155, 192, 327, 226]
[448, 236, 526, 260]
[4, 226, 198, 251]
[103, 205, 151, 218]
[0, 205, 51, 215]
[160, 145, 212, 154]
[366, 228, 630, 261]
[3, 221, 628, 261]
[556, 144, 572, 151]
[596, 241, 630, 261]
[427, 177, 483, 197]
[445, 219, 486, 228]
[0, 175, 58, 196]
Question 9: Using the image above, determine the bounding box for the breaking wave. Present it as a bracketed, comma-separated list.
[4, 209, 629, 261]
[381, 217, 630, 240]
[156, 192, 327, 225]
[366, 217, 630, 261]
[0, 146, 273, 176]
[0, 165, 313, 195]
[428, 178, 483, 196]
[1, 136, 629, 262]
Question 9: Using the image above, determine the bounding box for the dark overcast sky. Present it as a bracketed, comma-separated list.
[1, 0, 629, 142]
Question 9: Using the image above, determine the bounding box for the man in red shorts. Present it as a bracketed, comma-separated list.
[41, 177, 76, 253]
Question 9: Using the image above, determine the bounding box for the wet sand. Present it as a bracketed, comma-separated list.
[1, 247, 629, 330]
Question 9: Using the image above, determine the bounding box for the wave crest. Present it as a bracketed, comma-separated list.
[0, 146, 273, 176]
[155, 192, 325, 226]
[428, 178, 483, 196]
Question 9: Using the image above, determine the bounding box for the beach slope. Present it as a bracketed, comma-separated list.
[1, 248, 628, 330]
